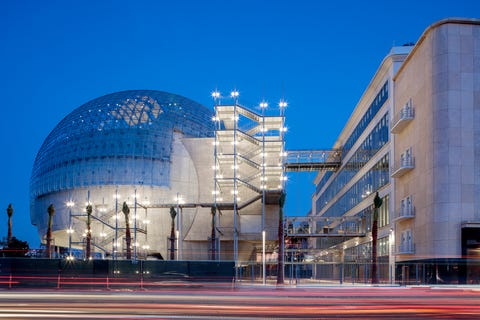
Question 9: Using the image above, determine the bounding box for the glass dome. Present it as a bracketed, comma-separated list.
[30, 90, 214, 198]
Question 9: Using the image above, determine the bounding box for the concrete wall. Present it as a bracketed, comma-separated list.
[393, 19, 480, 260]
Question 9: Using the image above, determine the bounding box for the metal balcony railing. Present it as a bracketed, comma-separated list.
[391, 157, 415, 178]
[391, 103, 414, 133]
[395, 243, 415, 254]
[395, 206, 415, 221]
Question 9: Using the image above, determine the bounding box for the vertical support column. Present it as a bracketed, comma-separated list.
[179, 203, 183, 260]
[86, 190, 91, 260]
[231, 90, 239, 274]
[212, 91, 220, 261]
[134, 188, 137, 262]
[389, 227, 395, 284]
[279, 99, 287, 283]
[279, 100, 287, 189]
[143, 206, 149, 259]
[67, 200, 74, 258]
[260, 101, 267, 285]
[175, 192, 183, 260]
[68, 209, 72, 256]
[114, 188, 118, 260]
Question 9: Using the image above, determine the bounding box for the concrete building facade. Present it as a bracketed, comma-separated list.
[311, 18, 480, 284]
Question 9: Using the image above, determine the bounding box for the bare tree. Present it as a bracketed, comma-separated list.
[169, 206, 177, 260]
[277, 192, 286, 285]
[46, 204, 55, 258]
[122, 202, 131, 259]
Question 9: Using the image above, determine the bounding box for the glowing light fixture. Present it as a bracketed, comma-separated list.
[174, 194, 185, 204]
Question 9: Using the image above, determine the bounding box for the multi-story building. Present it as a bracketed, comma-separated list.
[311, 18, 480, 284]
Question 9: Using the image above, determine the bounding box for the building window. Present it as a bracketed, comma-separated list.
[316, 113, 390, 211]
[399, 195, 414, 217]
[318, 154, 390, 217]
[378, 236, 389, 256]
[400, 147, 413, 166]
[400, 229, 413, 252]
[379, 194, 390, 228]
[342, 81, 389, 153]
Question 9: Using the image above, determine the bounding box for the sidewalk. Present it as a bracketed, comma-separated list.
[234, 278, 480, 289]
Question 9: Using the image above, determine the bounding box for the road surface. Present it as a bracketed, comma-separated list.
[0, 285, 479, 319]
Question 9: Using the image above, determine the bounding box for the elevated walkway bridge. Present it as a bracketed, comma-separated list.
[284, 215, 366, 238]
[284, 149, 341, 172]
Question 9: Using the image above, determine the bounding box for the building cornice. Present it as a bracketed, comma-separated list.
[393, 17, 480, 81]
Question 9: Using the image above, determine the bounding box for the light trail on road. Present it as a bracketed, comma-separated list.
[0, 286, 479, 319]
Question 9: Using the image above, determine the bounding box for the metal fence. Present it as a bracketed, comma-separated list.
[2, 258, 478, 288]
[236, 260, 480, 286]
[0, 258, 234, 289]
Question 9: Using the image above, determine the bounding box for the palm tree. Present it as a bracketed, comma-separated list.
[210, 206, 216, 260]
[169, 206, 177, 260]
[85, 204, 92, 260]
[371, 192, 383, 284]
[122, 202, 131, 259]
[46, 204, 55, 258]
[277, 192, 286, 285]
[6, 204, 13, 245]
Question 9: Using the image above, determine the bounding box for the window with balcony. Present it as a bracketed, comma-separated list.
[391, 147, 414, 178]
[398, 229, 415, 254]
[396, 195, 415, 221]
[391, 98, 414, 133]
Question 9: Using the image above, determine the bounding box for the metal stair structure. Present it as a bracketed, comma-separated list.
[212, 94, 352, 263]
[212, 95, 287, 263]
[213, 99, 286, 209]
[62, 93, 350, 263]
[70, 203, 148, 258]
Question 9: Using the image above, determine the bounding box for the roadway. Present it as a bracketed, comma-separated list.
[0, 285, 479, 319]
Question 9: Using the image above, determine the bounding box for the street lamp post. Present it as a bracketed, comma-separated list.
[212, 90, 221, 261]
[134, 189, 137, 263]
[175, 193, 183, 260]
[231, 90, 239, 277]
[260, 100, 268, 285]
[262, 230, 266, 285]
[66, 201, 75, 259]
[114, 188, 119, 260]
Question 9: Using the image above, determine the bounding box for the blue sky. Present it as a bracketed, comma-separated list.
[0, 0, 478, 247]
